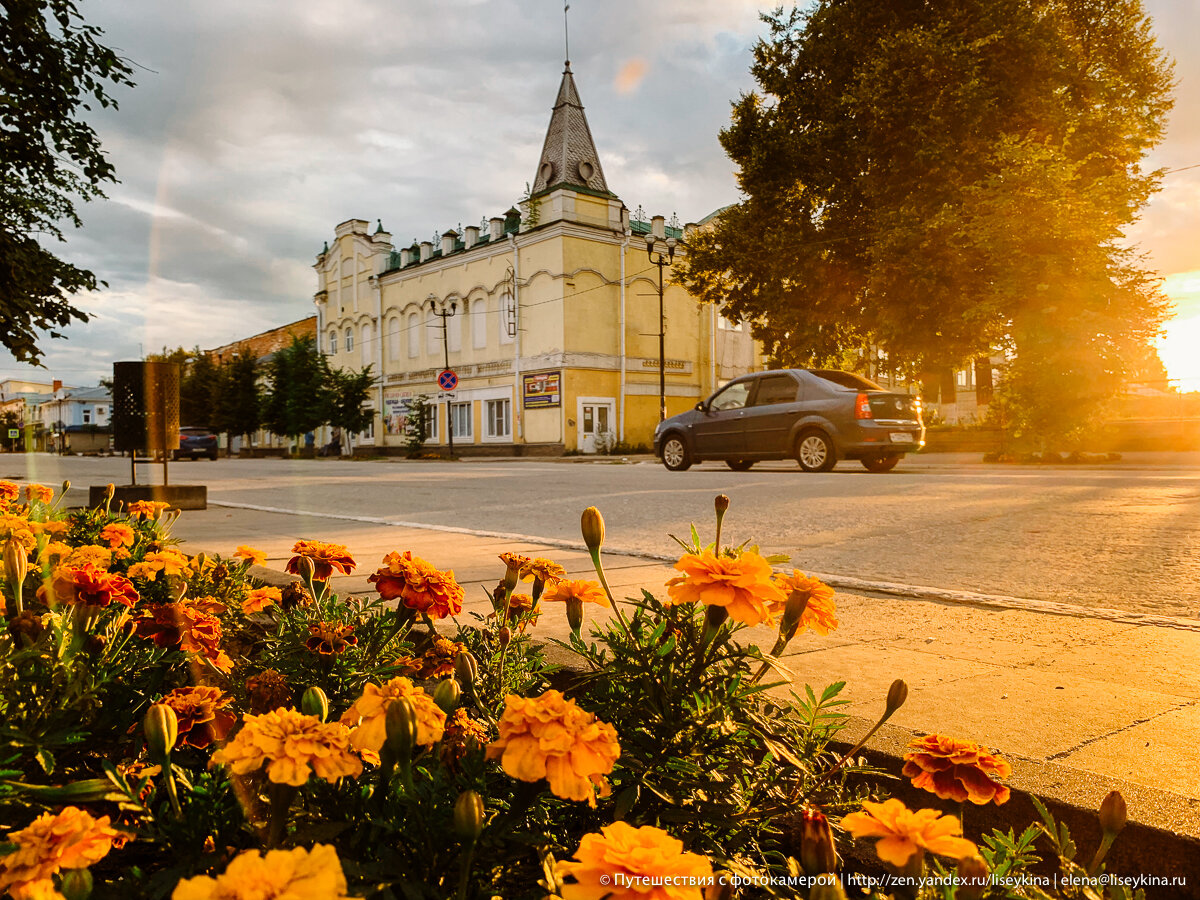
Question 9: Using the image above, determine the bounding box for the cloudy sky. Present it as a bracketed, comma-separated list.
[5, 0, 1199, 387]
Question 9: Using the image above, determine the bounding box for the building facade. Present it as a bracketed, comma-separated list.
[316, 63, 762, 455]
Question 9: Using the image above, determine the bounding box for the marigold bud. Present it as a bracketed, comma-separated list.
[714, 494, 730, 514]
[384, 697, 418, 758]
[704, 604, 730, 632]
[454, 650, 478, 688]
[777, 588, 811, 644]
[104, 483, 116, 502]
[453, 789, 485, 841]
[498, 625, 511, 648]
[280, 581, 313, 610]
[798, 807, 838, 875]
[59, 868, 93, 900]
[955, 854, 989, 900]
[60, 479, 71, 497]
[300, 686, 329, 722]
[885, 679, 908, 717]
[8, 610, 44, 646]
[1099, 790, 1127, 836]
[144, 703, 179, 761]
[83, 634, 107, 656]
[580, 506, 605, 552]
[565, 596, 585, 632]
[295, 555, 316, 582]
[433, 678, 461, 714]
[3, 539, 28, 588]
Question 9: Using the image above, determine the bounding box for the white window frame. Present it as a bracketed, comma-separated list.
[485, 398, 511, 441]
[330, 330, 338, 353]
[449, 401, 473, 441]
[424, 402, 438, 440]
[345, 328, 354, 353]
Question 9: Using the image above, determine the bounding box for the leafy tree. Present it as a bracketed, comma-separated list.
[404, 394, 432, 456]
[214, 352, 260, 450]
[262, 336, 330, 445]
[325, 366, 375, 455]
[678, 0, 1174, 445]
[181, 350, 219, 426]
[1, 0, 135, 363]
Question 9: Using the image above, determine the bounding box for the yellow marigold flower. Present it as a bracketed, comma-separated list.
[286, 540, 355, 581]
[556, 822, 713, 899]
[842, 798, 977, 868]
[340, 677, 445, 754]
[542, 579, 610, 608]
[498, 551, 532, 575]
[9, 878, 65, 900]
[39, 541, 72, 564]
[665, 550, 787, 627]
[0, 481, 19, 506]
[171, 844, 349, 900]
[902, 734, 1012, 805]
[772, 570, 838, 634]
[521, 556, 566, 585]
[242, 586, 282, 615]
[487, 690, 619, 807]
[99, 522, 136, 549]
[24, 484, 53, 504]
[127, 500, 170, 519]
[64, 544, 112, 570]
[234, 545, 267, 566]
[0, 807, 120, 897]
[41, 521, 68, 537]
[145, 549, 190, 577]
[212, 708, 362, 786]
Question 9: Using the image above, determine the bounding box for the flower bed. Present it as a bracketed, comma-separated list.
[1, 482, 1141, 899]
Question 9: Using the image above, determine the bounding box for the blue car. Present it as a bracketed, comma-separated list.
[174, 426, 219, 460]
[654, 369, 924, 473]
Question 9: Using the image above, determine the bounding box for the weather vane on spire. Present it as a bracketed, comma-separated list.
[564, 2, 570, 67]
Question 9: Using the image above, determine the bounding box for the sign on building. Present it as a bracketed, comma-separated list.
[523, 371, 561, 408]
[383, 389, 414, 435]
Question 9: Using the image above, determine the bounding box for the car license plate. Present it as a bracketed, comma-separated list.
[889, 433, 915, 443]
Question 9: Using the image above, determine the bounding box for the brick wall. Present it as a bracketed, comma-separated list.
[207, 316, 317, 362]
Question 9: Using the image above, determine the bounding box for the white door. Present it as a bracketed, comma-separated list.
[578, 398, 615, 453]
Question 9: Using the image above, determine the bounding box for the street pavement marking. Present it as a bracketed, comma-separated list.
[211, 499, 1200, 633]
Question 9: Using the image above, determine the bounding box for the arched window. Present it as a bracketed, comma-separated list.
[447, 300, 462, 353]
[387, 317, 401, 360]
[329, 331, 338, 354]
[472, 296, 487, 349]
[345, 328, 354, 353]
[426, 307, 439, 354]
[407, 312, 419, 357]
[361, 324, 371, 365]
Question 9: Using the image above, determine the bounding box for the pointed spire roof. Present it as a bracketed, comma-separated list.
[531, 62, 613, 196]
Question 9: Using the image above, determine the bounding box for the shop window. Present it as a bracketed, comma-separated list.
[486, 398, 511, 439]
[449, 402, 472, 440]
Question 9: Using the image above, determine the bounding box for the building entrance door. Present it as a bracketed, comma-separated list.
[578, 398, 615, 454]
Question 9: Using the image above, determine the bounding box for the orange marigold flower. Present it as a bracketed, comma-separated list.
[368, 551, 463, 619]
[64, 544, 112, 570]
[245, 669, 292, 714]
[41, 520, 68, 537]
[521, 556, 566, 585]
[0, 807, 121, 897]
[159, 686, 237, 750]
[0, 481, 18, 506]
[134, 602, 233, 671]
[305, 621, 358, 656]
[340, 676, 445, 753]
[233, 545, 267, 566]
[665, 550, 787, 627]
[171, 844, 349, 900]
[542, 579, 611, 608]
[440, 709, 489, 769]
[487, 690, 619, 807]
[134, 549, 190, 580]
[212, 709, 362, 786]
[556, 822, 713, 900]
[419, 637, 464, 679]
[902, 734, 1012, 805]
[242, 586, 282, 615]
[286, 540, 355, 581]
[24, 484, 53, 504]
[127, 500, 170, 519]
[842, 798, 977, 868]
[772, 570, 839, 635]
[37, 563, 138, 610]
[498, 551, 532, 575]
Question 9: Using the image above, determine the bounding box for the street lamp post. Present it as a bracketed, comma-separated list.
[646, 234, 677, 423]
[429, 295, 458, 457]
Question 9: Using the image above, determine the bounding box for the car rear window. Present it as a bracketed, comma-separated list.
[808, 370, 883, 391]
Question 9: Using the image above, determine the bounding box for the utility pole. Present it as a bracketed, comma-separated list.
[429, 295, 458, 456]
[646, 231, 677, 423]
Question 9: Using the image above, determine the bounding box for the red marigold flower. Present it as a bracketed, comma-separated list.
[134, 602, 233, 672]
[286, 540, 355, 581]
[305, 621, 358, 656]
[38, 563, 139, 610]
[0, 481, 19, 506]
[159, 686, 237, 749]
[246, 669, 292, 714]
[902, 734, 1012, 805]
[368, 551, 464, 619]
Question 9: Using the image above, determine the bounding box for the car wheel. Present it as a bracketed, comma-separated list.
[207, 451, 218, 460]
[796, 430, 837, 472]
[726, 459, 754, 471]
[660, 434, 692, 471]
[862, 454, 901, 473]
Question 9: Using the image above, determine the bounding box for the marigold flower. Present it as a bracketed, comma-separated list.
[0, 807, 120, 897]
[340, 677, 445, 753]
[24, 484, 53, 504]
[286, 540, 355, 581]
[842, 798, 977, 868]
[665, 550, 787, 627]
[171, 843, 349, 900]
[902, 734, 1012, 805]
[368, 551, 463, 619]
[542, 579, 611, 608]
[305, 620, 358, 656]
[131, 549, 191, 581]
[159, 686, 237, 750]
[64, 544, 112, 570]
[233, 545, 268, 566]
[212, 709, 362, 786]
[419, 636, 464, 679]
[0, 481, 19, 506]
[127, 500, 170, 519]
[98, 523, 135, 549]
[246, 669, 292, 713]
[487, 690, 619, 807]
[521, 556, 566, 585]
[498, 551, 532, 580]
[772, 570, 839, 635]
[134, 602, 233, 671]
[41, 521, 68, 537]
[556, 822, 712, 899]
[242, 586, 282, 615]
[440, 709, 489, 770]
[38, 563, 139, 610]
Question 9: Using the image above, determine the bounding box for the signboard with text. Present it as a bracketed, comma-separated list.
[523, 371, 561, 408]
[383, 389, 414, 435]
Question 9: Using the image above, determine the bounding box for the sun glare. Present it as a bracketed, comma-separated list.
[1157, 314, 1200, 391]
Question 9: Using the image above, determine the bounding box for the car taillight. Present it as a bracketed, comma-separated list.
[855, 393, 872, 419]
[178, 433, 187, 441]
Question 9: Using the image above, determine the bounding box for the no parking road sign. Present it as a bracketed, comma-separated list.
[438, 369, 458, 392]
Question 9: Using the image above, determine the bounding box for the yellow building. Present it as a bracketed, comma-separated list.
[316, 62, 762, 455]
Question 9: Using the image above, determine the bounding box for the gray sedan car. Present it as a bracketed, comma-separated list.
[653, 369, 924, 472]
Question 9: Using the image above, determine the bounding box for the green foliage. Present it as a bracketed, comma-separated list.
[325, 365, 376, 452]
[262, 336, 330, 440]
[181, 350, 219, 427]
[0, 0, 136, 363]
[215, 352, 262, 444]
[677, 0, 1173, 430]
[404, 394, 433, 455]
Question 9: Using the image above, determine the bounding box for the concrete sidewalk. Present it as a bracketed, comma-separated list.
[173, 503, 1200, 830]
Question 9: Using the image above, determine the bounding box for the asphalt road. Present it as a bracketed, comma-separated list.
[6, 452, 1200, 618]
